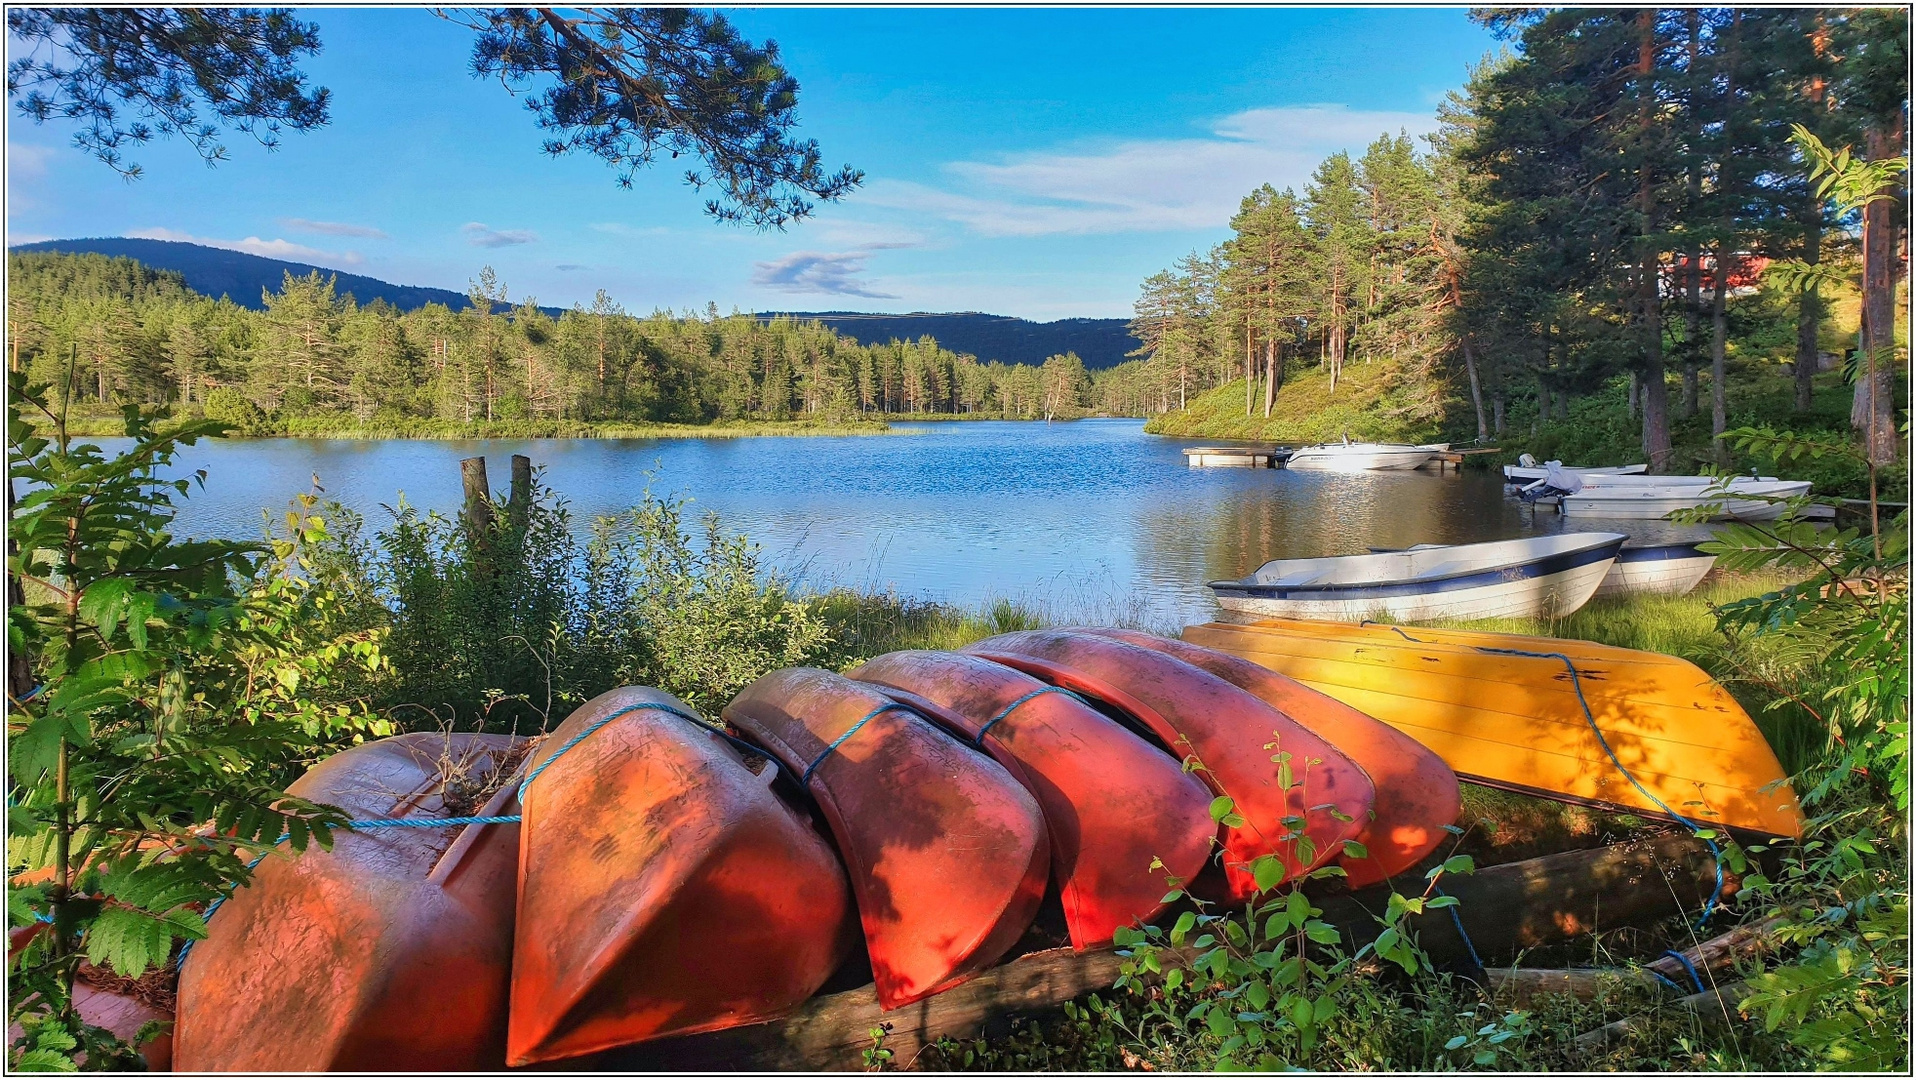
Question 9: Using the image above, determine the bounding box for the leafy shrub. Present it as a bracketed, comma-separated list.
[7, 381, 387, 1070]
[313, 475, 835, 727]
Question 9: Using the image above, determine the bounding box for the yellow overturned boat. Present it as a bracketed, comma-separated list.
[1182, 618, 1803, 839]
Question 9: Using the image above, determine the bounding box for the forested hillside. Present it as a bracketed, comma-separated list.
[1118, 9, 1907, 473]
[8, 237, 493, 314]
[5, 251, 1118, 431]
[767, 311, 1140, 369]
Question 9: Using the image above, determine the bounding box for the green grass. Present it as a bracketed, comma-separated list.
[1143, 359, 1444, 444]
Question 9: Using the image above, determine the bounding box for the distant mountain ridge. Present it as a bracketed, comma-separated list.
[9, 237, 1143, 368]
[754, 311, 1141, 370]
[8, 237, 488, 313]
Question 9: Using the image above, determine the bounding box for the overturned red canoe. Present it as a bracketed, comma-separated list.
[1072, 628, 1461, 887]
[848, 650, 1214, 949]
[174, 733, 523, 1071]
[963, 630, 1374, 900]
[509, 687, 857, 1066]
[724, 668, 1049, 1009]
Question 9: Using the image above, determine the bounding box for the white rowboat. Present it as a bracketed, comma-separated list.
[1209, 533, 1626, 622]
[1592, 542, 1718, 597]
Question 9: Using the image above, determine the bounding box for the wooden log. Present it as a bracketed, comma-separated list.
[591, 836, 1730, 1071]
[1318, 833, 1735, 963]
[1645, 915, 1786, 987]
[1488, 966, 1653, 1003]
[507, 454, 532, 530]
[1573, 982, 1752, 1049]
[1486, 916, 1784, 1005]
[596, 946, 1135, 1071]
[459, 456, 494, 546]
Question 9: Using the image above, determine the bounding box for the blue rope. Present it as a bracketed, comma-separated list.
[519, 701, 708, 801]
[1433, 883, 1484, 973]
[1662, 948, 1707, 994]
[1473, 646, 1724, 929]
[182, 699, 737, 969]
[803, 702, 916, 786]
[974, 685, 1089, 746]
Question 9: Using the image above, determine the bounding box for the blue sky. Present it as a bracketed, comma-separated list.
[6, 7, 1497, 320]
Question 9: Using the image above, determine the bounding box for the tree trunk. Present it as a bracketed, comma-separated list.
[1462, 335, 1488, 442]
[1492, 392, 1505, 436]
[1244, 326, 1255, 416]
[1637, 11, 1674, 471]
[1262, 339, 1279, 418]
[1628, 371, 1639, 420]
[1795, 219, 1822, 413]
[1854, 118, 1904, 465]
[1682, 251, 1701, 416]
[1710, 245, 1731, 446]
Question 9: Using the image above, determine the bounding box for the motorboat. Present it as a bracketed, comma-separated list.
[1285, 438, 1436, 472]
[1208, 533, 1627, 622]
[1554, 479, 1810, 520]
[1504, 455, 1648, 483]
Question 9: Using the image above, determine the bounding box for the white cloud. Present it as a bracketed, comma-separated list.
[463, 222, 539, 247]
[125, 227, 363, 265]
[752, 246, 905, 298]
[7, 143, 54, 183]
[279, 217, 388, 239]
[867, 104, 1438, 237]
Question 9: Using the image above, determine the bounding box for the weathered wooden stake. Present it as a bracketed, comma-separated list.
[507, 454, 532, 531]
[460, 456, 493, 553]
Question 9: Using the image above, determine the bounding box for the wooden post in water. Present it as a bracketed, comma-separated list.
[507, 454, 532, 531]
[460, 457, 494, 556]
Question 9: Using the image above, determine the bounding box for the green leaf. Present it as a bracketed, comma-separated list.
[1341, 840, 1368, 860]
[1209, 795, 1236, 823]
[1251, 854, 1286, 893]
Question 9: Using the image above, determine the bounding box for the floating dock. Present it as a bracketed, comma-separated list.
[1182, 446, 1289, 468]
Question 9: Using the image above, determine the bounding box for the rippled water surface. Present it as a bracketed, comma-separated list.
[112, 420, 1701, 631]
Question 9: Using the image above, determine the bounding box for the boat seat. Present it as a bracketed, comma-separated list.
[1257, 571, 1326, 587]
[1411, 561, 1470, 580]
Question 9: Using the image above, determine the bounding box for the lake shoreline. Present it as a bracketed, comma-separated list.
[61, 415, 918, 440]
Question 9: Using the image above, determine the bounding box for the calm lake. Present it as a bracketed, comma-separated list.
[115, 419, 1700, 632]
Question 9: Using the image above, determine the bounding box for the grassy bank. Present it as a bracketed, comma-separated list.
[59, 410, 902, 440]
[1143, 358, 1444, 445]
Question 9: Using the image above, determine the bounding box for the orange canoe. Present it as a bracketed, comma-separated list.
[1072, 628, 1460, 887]
[509, 687, 857, 1066]
[848, 650, 1215, 949]
[174, 733, 522, 1071]
[724, 668, 1049, 1009]
[963, 631, 1373, 900]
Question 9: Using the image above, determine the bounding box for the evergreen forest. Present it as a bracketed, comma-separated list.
[1114, 8, 1906, 475]
[5, 252, 1109, 434]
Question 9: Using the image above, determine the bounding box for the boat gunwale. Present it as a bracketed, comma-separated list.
[1209, 534, 1625, 600]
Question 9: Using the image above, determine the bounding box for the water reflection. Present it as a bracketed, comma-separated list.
[101, 420, 1714, 632]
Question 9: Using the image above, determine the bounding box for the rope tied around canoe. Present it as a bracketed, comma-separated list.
[182, 699, 742, 968]
[1357, 622, 1727, 931]
[803, 702, 918, 786]
[973, 685, 1092, 747]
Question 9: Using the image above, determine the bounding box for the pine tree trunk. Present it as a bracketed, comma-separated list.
[1794, 219, 1821, 413]
[1637, 11, 1675, 471]
[1682, 252, 1701, 416]
[1854, 119, 1904, 465]
[1262, 339, 1278, 418]
[1462, 335, 1488, 442]
[1492, 392, 1505, 436]
[1710, 245, 1730, 445]
[1245, 326, 1255, 417]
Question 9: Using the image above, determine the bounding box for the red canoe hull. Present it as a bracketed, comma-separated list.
[174, 733, 523, 1071]
[509, 687, 857, 1066]
[848, 650, 1214, 948]
[724, 668, 1049, 1009]
[1073, 628, 1461, 887]
[963, 631, 1374, 900]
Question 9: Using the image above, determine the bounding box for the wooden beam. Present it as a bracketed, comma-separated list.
[592, 835, 1731, 1071]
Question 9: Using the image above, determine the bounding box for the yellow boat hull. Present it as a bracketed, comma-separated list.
[1182, 618, 1803, 839]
